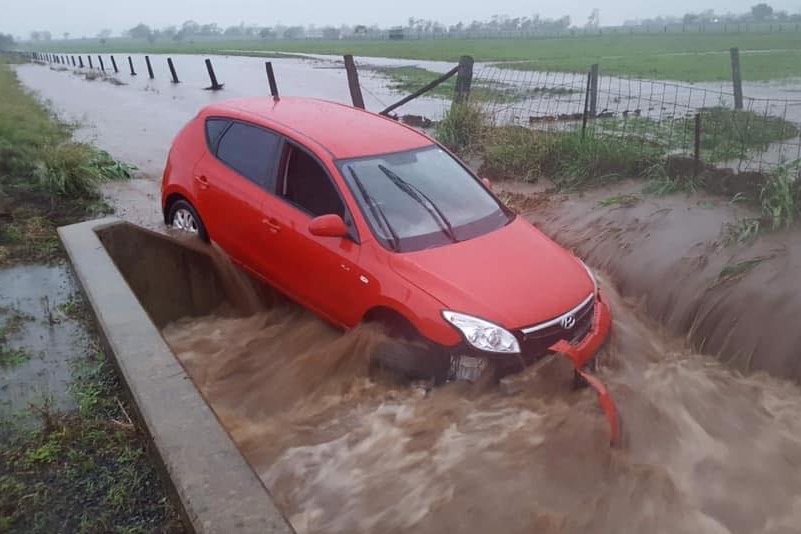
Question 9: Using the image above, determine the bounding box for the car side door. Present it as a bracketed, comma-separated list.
[192, 118, 282, 269]
[259, 142, 375, 327]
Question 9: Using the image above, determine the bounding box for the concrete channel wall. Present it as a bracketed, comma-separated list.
[59, 217, 295, 534]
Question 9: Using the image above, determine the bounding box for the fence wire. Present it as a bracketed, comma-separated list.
[473, 65, 801, 177]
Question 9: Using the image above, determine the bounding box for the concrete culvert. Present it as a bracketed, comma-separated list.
[61, 218, 801, 534]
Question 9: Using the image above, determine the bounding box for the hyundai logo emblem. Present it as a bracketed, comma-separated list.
[561, 314, 577, 330]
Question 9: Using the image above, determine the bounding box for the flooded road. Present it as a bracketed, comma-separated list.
[162, 267, 801, 534]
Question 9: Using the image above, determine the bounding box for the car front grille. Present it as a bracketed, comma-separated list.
[510, 294, 596, 369]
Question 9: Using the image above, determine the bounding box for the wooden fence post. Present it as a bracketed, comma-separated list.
[589, 63, 600, 117]
[730, 48, 743, 110]
[452, 55, 474, 105]
[343, 55, 365, 109]
[128, 56, 136, 76]
[110, 56, 118, 73]
[145, 55, 154, 79]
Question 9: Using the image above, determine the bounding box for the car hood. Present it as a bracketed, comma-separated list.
[389, 217, 594, 329]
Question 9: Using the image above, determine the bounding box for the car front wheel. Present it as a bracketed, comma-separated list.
[168, 199, 208, 242]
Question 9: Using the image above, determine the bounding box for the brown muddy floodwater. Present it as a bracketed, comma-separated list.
[162, 266, 801, 534]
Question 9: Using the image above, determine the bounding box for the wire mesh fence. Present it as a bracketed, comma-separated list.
[473, 64, 801, 177]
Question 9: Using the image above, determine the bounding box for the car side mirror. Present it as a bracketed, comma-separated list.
[481, 177, 493, 190]
[308, 214, 348, 238]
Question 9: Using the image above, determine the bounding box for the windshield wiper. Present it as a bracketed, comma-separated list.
[377, 164, 458, 243]
[347, 167, 401, 252]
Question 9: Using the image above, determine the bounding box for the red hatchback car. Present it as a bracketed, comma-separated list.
[161, 97, 612, 392]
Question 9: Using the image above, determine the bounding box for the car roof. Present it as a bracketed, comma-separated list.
[205, 96, 435, 159]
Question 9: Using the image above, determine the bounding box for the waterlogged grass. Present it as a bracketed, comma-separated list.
[369, 65, 576, 103]
[0, 293, 185, 533]
[0, 308, 32, 369]
[25, 32, 801, 81]
[597, 108, 799, 163]
[0, 56, 133, 265]
[0, 351, 185, 533]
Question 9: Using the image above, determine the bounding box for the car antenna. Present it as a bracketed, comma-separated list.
[265, 62, 280, 101]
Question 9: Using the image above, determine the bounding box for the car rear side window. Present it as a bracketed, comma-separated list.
[204, 118, 230, 152]
[215, 122, 281, 189]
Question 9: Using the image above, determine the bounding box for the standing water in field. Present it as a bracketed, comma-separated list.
[161, 251, 801, 534]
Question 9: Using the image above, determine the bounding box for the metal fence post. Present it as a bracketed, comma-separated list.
[730, 48, 744, 110]
[343, 55, 365, 109]
[582, 71, 592, 139]
[98, 55, 105, 71]
[110, 56, 118, 73]
[88, 55, 93, 69]
[694, 113, 702, 176]
[78, 56, 84, 68]
[145, 55, 154, 79]
[128, 56, 136, 76]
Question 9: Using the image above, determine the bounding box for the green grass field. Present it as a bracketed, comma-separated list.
[25, 31, 801, 81]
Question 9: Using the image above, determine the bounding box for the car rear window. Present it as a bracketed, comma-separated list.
[215, 122, 281, 188]
[204, 118, 229, 151]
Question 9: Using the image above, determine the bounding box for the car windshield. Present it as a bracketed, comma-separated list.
[340, 146, 513, 252]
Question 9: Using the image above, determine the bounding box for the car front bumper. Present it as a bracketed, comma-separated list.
[448, 292, 612, 380]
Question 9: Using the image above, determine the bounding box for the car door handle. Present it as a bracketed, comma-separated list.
[194, 175, 209, 190]
[262, 218, 281, 233]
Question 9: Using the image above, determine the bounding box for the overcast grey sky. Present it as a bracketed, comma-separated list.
[5, 0, 801, 38]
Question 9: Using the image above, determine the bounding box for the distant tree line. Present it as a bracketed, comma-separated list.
[20, 3, 801, 44]
[0, 33, 15, 50]
[624, 3, 801, 27]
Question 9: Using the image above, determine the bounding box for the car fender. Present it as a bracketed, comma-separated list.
[365, 292, 461, 348]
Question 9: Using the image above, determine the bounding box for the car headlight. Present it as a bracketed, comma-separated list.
[441, 311, 520, 353]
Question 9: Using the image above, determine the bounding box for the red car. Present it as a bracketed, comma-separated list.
[161, 96, 617, 440]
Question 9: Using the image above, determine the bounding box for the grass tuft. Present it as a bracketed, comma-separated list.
[435, 102, 489, 156]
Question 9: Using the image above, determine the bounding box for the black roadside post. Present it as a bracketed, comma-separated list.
[145, 55, 154, 79]
[98, 55, 105, 71]
[88, 55, 93, 69]
[203, 58, 224, 90]
[110, 56, 118, 73]
[78, 56, 84, 68]
[71, 56, 76, 66]
[167, 58, 180, 83]
[265, 62, 279, 99]
[128, 56, 136, 75]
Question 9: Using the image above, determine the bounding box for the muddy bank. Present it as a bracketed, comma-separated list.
[161, 255, 801, 534]
[502, 180, 801, 381]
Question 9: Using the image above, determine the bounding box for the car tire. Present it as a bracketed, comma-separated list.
[168, 199, 209, 242]
[371, 338, 450, 383]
